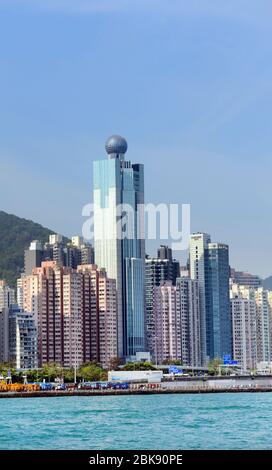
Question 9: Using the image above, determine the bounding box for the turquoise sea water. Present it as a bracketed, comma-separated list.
[0, 393, 272, 450]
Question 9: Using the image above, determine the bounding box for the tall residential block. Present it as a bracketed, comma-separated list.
[0, 307, 9, 363]
[0, 304, 37, 369]
[25, 236, 95, 274]
[230, 269, 262, 289]
[152, 278, 201, 367]
[0, 281, 16, 363]
[230, 283, 257, 371]
[24, 240, 43, 275]
[255, 287, 271, 364]
[176, 277, 201, 367]
[93, 135, 145, 358]
[153, 282, 181, 364]
[77, 265, 117, 367]
[22, 261, 117, 368]
[189, 233, 210, 364]
[0, 280, 15, 310]
[8, 305, 38, 370]
[145, 245, 180, 359]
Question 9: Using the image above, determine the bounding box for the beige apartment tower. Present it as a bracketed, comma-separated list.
[21, 262, 117, 369]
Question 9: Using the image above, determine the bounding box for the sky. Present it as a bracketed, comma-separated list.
[0, 0, 272, 277]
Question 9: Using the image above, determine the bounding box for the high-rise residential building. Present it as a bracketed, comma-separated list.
[0, 279, 16, 363]
[0, 306, 9, 363]
[8, 305, 38, 370]
[180, 266, 190, 278]
[52, 240, 65, 265]
[153, 282, 181, 364]
[0, 304, 37, 369]
[156, 245, 180, 279]
[49, 234, 63, 245]
[230, 283, 257, 371]
[189, 233, 211, 364]
[22, 261, 117, 369]
[0, 280, 15, 310]
[23, 261, 82, 368]
[80, 243, 95, 266]
[145, 246, 180, 359]
[24, 240, 43, 275]
[25, 236, 95, 274]
[70, 237, 95, 266]
[255, 287, 271, 364]
[176, 277, 201, 367]
[16, 276, 24, 309]
[230, 269, 262, 289]
[206, 242, 232, 360]
[96, 269, 118, 368]
[93, 135, 145, 358]
[75, 264, 100, 363]
[71, 236, 84, 247]
[152, 277, 201, 367]
[64, 244, 82, 270]
[43, 234, 65, 266]
[76, 265, 118, 368]
[268, 291, 272, 364]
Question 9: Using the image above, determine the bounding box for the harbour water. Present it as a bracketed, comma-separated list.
[0, 392, 272, 450]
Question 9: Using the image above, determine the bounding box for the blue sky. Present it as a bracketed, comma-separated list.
[0, 1, 272, 277]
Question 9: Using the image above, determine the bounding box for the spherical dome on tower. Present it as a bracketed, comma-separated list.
[105, 135, 128, 155]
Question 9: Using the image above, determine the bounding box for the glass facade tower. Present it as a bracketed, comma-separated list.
[206, 243, 232, 360]
[190, 234, 232, 363]
[93, 136, 145, 358]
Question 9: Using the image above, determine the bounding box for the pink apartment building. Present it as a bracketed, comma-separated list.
[21, 261, 117, 369]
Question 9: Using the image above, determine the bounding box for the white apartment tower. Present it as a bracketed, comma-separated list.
[176, 277, 201, 367]
[230, 283, 257, 371]
[153, 282, 181, 364]
[189, 233, 211, 364]
[255, 287, 271, 364]
[0, 280, 15, 310]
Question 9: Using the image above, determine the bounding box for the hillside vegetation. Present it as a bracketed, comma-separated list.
[0, 211, 66, 286]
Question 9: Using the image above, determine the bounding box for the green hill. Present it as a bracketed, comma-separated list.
[262, 276, 272, 290]
[0, 211, 68, 287]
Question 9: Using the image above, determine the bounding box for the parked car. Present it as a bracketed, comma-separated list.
[55, 384, 66, 391]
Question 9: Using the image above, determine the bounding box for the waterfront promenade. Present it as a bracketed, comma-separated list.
[2, 375, 272, 398]
[1, 381, 272, 398]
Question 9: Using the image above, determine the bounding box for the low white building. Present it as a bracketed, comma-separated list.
[108, 370, 163, 383]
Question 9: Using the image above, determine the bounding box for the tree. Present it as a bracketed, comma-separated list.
[78, 362, 107, 382]
[108, 357, 122, 371]
[0, 363, 23, 383]
[0, 210, 69, 286]
[63, 368, 75, 383]
[26, 369, 41, 383]
[208, 358, 222, 376]
[123, 361, 156, 371]
[46, 363, 63, 381]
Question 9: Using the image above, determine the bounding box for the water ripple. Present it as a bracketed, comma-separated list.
[0, 393, 272, 449]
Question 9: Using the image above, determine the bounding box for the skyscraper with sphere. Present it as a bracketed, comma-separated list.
[93, 135, 145, 358]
